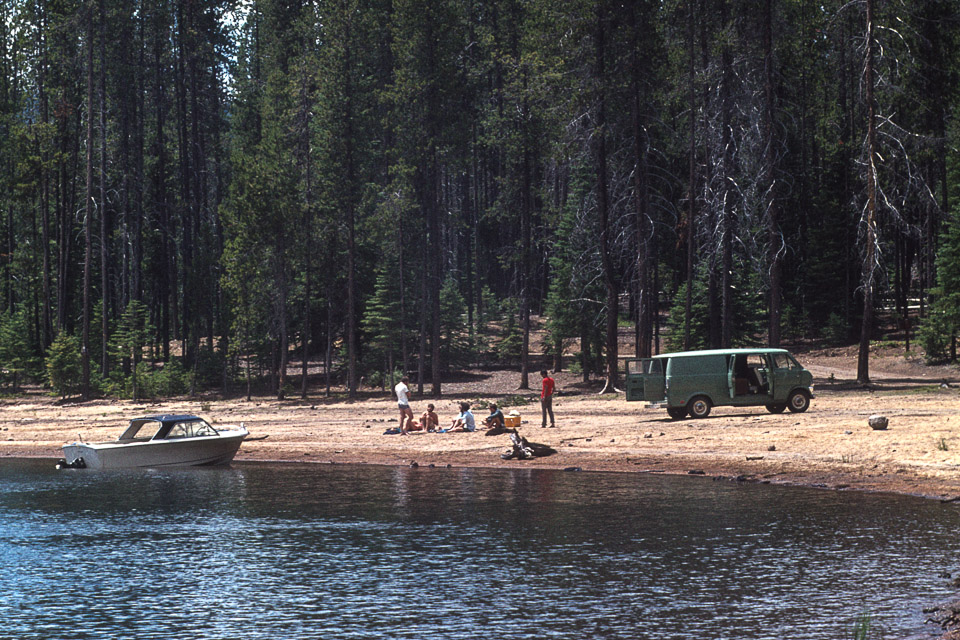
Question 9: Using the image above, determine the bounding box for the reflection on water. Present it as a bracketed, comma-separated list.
[1, 458, 957, 639]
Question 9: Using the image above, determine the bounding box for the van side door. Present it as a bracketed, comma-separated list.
[762, 352, 774, 399]
[626, 359, 665, 402]
[644, 358, 666, 401]
[625, 359, 645, 401]
[635, 358, 666, 402]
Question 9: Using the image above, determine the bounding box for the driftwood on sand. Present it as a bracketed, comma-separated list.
[483, 424, 555, 459]
[496, 430, 556, 460]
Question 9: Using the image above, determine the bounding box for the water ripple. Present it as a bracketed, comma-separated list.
[1, 459, 958, 639]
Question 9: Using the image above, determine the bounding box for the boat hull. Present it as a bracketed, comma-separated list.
[62, 430, 247, 470]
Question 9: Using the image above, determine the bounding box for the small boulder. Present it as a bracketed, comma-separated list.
[869, 415, 889, 430]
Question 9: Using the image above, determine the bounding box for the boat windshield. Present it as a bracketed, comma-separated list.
[162, 420, 218, 439]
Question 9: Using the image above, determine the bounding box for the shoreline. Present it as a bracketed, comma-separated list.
[19, 448, 960, 502]
[3, 379, 960, 500]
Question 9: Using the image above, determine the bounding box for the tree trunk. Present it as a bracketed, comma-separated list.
[519, 141, 532, 390]
[429, 159, 442, 397]
[38, 2, 52, 349]
[175, 1, 191, 363]
[99, 0, 109, 376]
[119, 11, 133, 310]
[580, 322, 589, 383]
[187, 6, 203, 370]
[156, 17, 171, 362]
[596, 5, 618, 394]
[630, 3, 652, 359]
[418, 234, 427, 396]
[277, 232, 289, 401]
[325, 299, 333, 397]
[82, 2, 94, 400]
[462, 171, 474, 365]
[245, 353, 252, 401]
[684, 0, 697, 352]
[300, 59, 313, 400]
[344, 38, 358, 399]
[836, 0, 853, 328]
[346, 203, 357, 398]
[301, 240, 311, 399]
[719, 0, 734, 349]
[857, 0, 878, 385]
[56, 130, 72, 334]
[763, 0, 782, 346]
[397, 204, 409, 375]
[133, 8, 145, 306]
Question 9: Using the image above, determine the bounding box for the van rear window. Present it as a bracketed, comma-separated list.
[627, 359, 664, 375]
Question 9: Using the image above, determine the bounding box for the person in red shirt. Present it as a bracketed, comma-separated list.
[540, 369, 556, 428]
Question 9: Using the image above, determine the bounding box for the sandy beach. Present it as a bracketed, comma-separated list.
[4, 345, 960, 501]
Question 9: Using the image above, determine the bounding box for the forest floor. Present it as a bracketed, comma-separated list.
[4, 340, 960, 501]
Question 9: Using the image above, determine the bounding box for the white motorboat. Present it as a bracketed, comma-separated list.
[59, 414, 249, 469]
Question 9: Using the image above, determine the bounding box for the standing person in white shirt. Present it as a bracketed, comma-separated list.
[394, 376, 414, 434]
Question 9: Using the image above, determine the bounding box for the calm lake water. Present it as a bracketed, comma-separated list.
[1, 459, 958, 640]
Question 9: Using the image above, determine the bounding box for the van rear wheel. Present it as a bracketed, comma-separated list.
[688, 396, 712, 419]
[766, 403, 787, 414]
[667, 407, 688, 420]
[787, 390, 810, 413]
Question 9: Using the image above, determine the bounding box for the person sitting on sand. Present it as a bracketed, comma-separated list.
[447, 402, 477, 432]
[405, 418, 425, 432]
[420, 404, 439, 432]
[483, 404, 505, 429]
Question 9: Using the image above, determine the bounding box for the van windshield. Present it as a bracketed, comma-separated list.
[771, 353, 800, 370]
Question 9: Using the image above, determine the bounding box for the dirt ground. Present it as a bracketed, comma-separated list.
[3, 343, 960, 500]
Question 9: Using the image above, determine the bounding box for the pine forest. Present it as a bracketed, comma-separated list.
[1, 0, 959, 401]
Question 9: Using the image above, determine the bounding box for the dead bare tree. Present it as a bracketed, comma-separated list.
[857, 0, 879, 384]
[761, 0, 784, 346]
[852, 0, 939, 384]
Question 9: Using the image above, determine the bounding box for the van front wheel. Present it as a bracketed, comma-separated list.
[766, 403, 787, 414]
[667, 407, 688, 420]
[688, 396, 712, 419]
[787, 390, 810, 413]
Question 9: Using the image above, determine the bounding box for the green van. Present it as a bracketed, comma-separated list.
[625, 348, 814, 419]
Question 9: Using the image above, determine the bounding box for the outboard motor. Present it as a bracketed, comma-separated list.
[55, 457, 86, 470]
